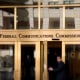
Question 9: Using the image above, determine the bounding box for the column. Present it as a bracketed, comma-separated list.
[28, 8, 34, 29]
[0, 10, 3, 29]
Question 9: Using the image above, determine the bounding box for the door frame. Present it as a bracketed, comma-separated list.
[18, 41, 40, 80]
[42, 41, 80, 80]
[40, 41, 48, 80]
[41, 41, 64, 80]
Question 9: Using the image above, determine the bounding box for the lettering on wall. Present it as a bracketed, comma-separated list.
[0, 33, 80, 39]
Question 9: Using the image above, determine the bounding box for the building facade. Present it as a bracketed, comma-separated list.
[0, 0, 80, 80]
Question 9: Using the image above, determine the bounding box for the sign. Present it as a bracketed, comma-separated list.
[0, 30, 80, 41]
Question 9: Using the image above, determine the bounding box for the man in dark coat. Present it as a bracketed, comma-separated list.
[49, 56, 66, 80]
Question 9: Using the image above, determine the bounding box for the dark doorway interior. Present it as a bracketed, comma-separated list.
[21, 45, 35, 80]
[48, 41, 62, 80]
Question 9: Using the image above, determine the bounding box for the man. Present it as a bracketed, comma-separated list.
[48, 56, 66, 80]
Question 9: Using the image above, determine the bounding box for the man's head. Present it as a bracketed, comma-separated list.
[57, 56, 62, 62]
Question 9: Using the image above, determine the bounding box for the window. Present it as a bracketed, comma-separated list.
[17, 8, 38, 29]
[34, 18, 38, 29]
[64, 0, 74, 4]
[49, 18, 60, 29]
[0, 45, 14, 80]
[0, 8, 14, 29]
[48, 0, 59, 5]
[65, 17, 75, 29]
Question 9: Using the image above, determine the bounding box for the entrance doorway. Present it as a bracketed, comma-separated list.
[48, 41, 62, 80]
[41, 41, 62, 80]
[21, 45, 35, 80]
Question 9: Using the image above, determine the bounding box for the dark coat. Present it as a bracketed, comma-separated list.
[54, 61, 66, 80]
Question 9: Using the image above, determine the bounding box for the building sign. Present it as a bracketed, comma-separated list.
[0, 34, 53, 38]
[56, 33, 80, 38]
[0, 30, 80, 41]
[0, 33, 80, 38]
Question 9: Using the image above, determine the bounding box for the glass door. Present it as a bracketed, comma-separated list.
[41, 41, 62, 80]
[0, 41, 41, 80]
[65, 42, 80, 80]
[20, 42, 40, 80]
[47, 41, 62, 80]
[40, 41, 48, 80]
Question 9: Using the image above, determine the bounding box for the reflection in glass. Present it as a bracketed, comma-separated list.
[65, 45, 80, 80]
[64, 0, 80, 4]
[41, 0, 63, 5]
[65, 7, 80, 29]
[41, 7, 62, 29]
[65, 17, 75, 29]
[0, 8, 14, 29]
[64, 0, 74, 4]
[0, 0, 38, 5]
[49, 18, 60, 29]
[48, 0, 80, 5]
[0, 45, 14, 80]
[24, 0, 38, 5]
[17, 8, 38, 29]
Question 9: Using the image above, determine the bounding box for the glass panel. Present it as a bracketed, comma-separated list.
[65, 45, 80, 80]
[41, 0, 63, 5]
[0, 0, 38, 5]
[65, 17, 75, 29]
[41, 7, 62, 29]
[0, 45, 14, 80]
[24, 0, 38, 5]
[49, 17, 60, 29]
[40, 0, 80, 5]
[17, 8, 38, 29]
[64, 0, 74, 4]
[0, 8, 14, 29]
[65, 7, 80, 29]
[64, 0, 80, 4]
[21, 45, 35, 80]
